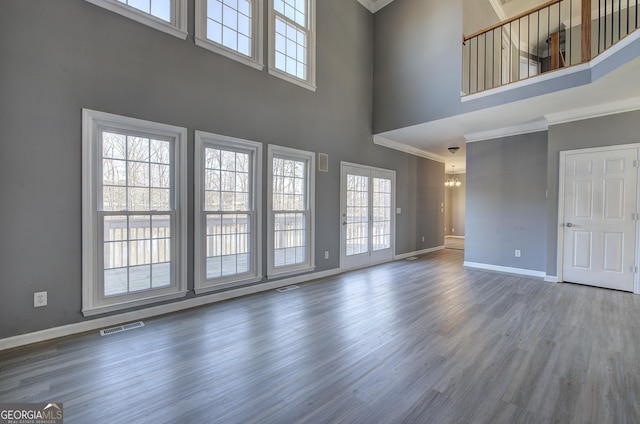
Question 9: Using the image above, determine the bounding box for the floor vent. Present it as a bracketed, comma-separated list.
[276, 285, 299, 292]
[406, 257, 418, 261]
[100, 321, 145, 336]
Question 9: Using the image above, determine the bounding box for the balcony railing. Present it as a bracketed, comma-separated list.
[462, 0, 639, 95]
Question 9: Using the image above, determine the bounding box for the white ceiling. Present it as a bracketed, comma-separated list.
[374, 38, 640, 173]
[356, 0, 395, 13]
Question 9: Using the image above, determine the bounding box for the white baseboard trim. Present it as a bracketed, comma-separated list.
[445, 236, 465, 239]
[463, 261, 546, 278]
[0, 268, 341, 352]
[395, 246, 445, 260]
[544, 275, 559, 283]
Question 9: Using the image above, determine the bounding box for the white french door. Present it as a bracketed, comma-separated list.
[559, 146, 639, 293]
[340, 163, 395, 271]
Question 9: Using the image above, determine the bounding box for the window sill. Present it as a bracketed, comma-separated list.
[195, 37, 264, 71]
[85, 0, 188, 40]
[268, 265, 316, 280]
[195, 275, 264, 294]
[82, 290, 188, 317]
[268, 67, 316, 92]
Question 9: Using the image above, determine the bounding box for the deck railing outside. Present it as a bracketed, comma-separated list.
[462, 0, 639, 95]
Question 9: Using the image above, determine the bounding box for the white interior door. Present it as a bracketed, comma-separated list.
[561, 147, 638, 292]
[340, 163, 395, 271]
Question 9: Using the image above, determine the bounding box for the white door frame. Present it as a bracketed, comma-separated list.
[557, 143, 640, 294]
[340, 162, 396, 272]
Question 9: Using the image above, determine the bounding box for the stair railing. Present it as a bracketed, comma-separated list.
[462, 0, 639, 95]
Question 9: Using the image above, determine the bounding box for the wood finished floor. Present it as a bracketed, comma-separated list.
[2, 249, 640, 423]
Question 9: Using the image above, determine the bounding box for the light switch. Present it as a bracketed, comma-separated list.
[396, 208, 402, 214]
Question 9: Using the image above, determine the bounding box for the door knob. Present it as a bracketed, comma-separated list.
[565, 222, 573, 227]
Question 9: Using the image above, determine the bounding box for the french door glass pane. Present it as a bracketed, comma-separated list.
[345, 174, 369, 256]
[372, 178, 392, 251]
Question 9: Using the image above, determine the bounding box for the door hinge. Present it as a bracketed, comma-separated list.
[634, 160, 639, 168]
[631, 266, 638, 273]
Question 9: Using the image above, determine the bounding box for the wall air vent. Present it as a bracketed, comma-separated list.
[276, 285, 300, 292]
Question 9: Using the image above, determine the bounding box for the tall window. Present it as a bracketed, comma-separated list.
[82, 109, 187, 316]
[195, 0, 264, 69]
[267, 145, 315, 277]
[195, 131, 262, 292]
[85, 0, 188, 39]
[269, 0, 316, 91]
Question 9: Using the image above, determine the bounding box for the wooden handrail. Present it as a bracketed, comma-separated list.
[463, 0, 563, 43]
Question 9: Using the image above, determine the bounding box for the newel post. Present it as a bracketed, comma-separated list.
[581, 0, 592, 62]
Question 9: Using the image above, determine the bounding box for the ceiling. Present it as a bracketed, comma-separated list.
[356, 0, 395, 13]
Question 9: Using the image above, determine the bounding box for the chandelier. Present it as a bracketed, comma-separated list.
[444, 165, 462, 187]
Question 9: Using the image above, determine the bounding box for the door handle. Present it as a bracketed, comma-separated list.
[565, 222, 573, 227]
[342, 221, 347, 225]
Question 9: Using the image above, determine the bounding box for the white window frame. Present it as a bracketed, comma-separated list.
[267, 145, 315, 278]
[82, 109, 188, 316]
[195, 0, 264, 70]
[268, 0, 317, 91]
[84, 0, 188, 39]
[194, 131, 263, 293]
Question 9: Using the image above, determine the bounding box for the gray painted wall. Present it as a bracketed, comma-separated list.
[465, 132, 547, 272]
[0, 0, 443, 339]
[417, 159, 446, 249]
[373, 0, 464, 133]
[546, 109, 640, 277]
[445, 173, 466, 236]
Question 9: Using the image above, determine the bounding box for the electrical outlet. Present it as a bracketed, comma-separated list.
[422, 236, 425, 242]
[324, 251, 329, 259]
[515, 249, 521, 258]
[34, 291, 47, 307]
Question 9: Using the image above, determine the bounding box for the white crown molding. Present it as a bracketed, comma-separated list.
[373, 135, 446, 163]
[545, 96, 640, 126]
[357, 0, 394, 13]
[464, 120, 548, 143]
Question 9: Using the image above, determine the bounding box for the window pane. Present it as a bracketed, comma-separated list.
[207, 0, 253, 57]
[102, 212, 173, 297]
[273, 211, 306, 267]
[206, 213, 251, 278]
[151, 0, 171, 22]
[103, 133, 126, 159]
[150, 139, 171, 164]
[125, 0, 151, 14]
[372, 178, 391, 251]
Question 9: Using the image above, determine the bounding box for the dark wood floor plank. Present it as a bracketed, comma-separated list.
[2, 249, 640, 423]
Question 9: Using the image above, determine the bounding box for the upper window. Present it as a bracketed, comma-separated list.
[268, 0, 316, 91]
[194, 131, 263, 293]
[195, 0, 264, 70]
[85, 0, 188, 39]
[82, 109, 188, 316]
[267, 145, 315, 277]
